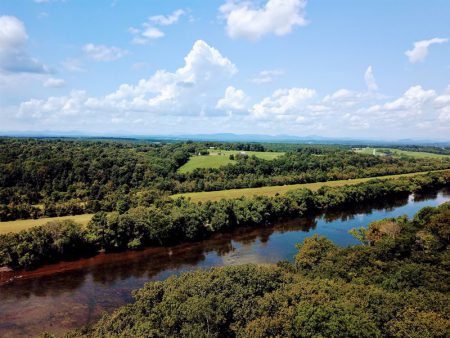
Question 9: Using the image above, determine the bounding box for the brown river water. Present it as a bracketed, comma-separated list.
[0, 187, 449, 337]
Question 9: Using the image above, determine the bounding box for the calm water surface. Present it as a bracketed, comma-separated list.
[0, 187, 449, 337]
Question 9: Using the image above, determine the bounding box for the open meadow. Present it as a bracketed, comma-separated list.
[172, 170, 449, 203]
[354, 147, 450, 159]
[178, 149, 284, 173]
[0, 213, 94, 235]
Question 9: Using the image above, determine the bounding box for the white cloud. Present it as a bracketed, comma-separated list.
[216, 86, 249, 111]
[83, 43, 129, 61]
[19, 40, 237, 122]
[44, 77, 65, 88]
[219, 0, 308, 40]
[130, 9, 186, 44]
[130, 25, 164, 44]
[248, 84, 446, 133]
[251, 69, 284, 84]
[434, 86, 450, 122]
[13, 81, 450, 137]
[323, 89, 368, 107]
[381, 85, 435, 113]
[405, 37, 448, 63]
[251, 87, 315, 118]
[437, 105, 450, 122]
[342, 113, 369, 129]
[150, 9, 185, 26]
[93, 40, 237, 114]
[18, 90, 88, 119]
[364, 85, 437, 127]
[364, 66, 378, 91]
[0, 15, 50, 74]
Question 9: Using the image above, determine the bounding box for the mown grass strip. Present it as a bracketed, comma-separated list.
[0, 213, 94, 235]
[353, 147, 450, 159]
[171, 170, 450, 203]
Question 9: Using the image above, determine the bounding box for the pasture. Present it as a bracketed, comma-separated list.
[353, 147, 450, 159]
[178, 149, 284, 173]
[171, 170, 449, 203]
[0, 213, 94, 235]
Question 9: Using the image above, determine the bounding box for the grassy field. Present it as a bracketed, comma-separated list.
[353, 147, 450, 159]
[178, 149, 284, 173]
[172, 170, 449, 203]
[0, 213, 94, 235]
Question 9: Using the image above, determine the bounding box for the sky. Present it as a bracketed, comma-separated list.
[1, 0, 449, 140]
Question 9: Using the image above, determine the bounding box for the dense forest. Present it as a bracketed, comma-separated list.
[1, 138, 449, 221]
[54, 201, 450, 337]
[1, 171, 448, 270]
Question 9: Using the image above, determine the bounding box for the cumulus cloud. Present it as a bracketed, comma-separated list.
[251, 69, 284, 84]
[247, 83, 450, 135]
[44, 77, 65, 88]
[367, 85, 436, 118]
[355, 85, 439, 131]
[323, 89, 368, 107]
[14, 81, 450, 137]
[83, 43, 129, 61]
[219, 0, 308, 40]
[0, 15, 50, 74]
[364, 66, 378, 91]
[19, 40, 237, 121]
[216, 86, 249, 111]
[130, 9, 186, 44]
[251, 87, 315, 118]
[342, 113, 369, 129]
[18, 90, 88, 119]
[434, 86, 450, 122]
[405, 37, 448, 63]
[129, 26, 164, 44]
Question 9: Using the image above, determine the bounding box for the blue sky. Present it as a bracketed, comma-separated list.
[1, 0, 449, 139]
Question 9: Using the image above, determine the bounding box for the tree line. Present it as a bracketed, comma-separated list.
[1, 171, 448, 270]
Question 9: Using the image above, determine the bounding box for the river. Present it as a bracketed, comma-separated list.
[0, 187, 449, 337]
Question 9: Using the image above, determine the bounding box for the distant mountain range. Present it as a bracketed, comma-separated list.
[1, 131, 449, 146]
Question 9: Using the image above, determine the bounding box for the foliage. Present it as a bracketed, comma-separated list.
[65, 202, 450, 337]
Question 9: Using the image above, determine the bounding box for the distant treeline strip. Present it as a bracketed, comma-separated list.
[1, 171, 449, 270]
